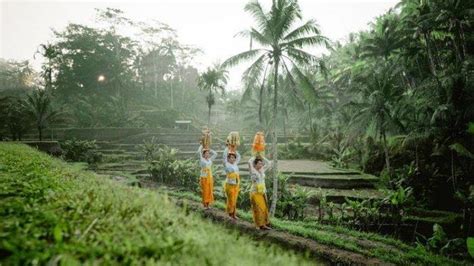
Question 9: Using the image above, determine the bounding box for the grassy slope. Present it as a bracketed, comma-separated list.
[0, 144, 314, 265]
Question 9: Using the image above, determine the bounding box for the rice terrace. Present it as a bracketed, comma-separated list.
[0, 0, 473, 265]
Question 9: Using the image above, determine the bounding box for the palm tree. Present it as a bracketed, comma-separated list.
[226, 98, 241, 117]
[197, 65, 228, 126]
[350, 62, 402, 173]
[223, 0, 330, 216]
[24, 90, 62, 141]
[35, 43, 58, 91]
[360, 12, 405, 61]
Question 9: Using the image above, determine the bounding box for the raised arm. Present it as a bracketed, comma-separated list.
[223, 147, 229, 165]
[248, 156, 256, 173]
[236, 151, 241, 164]
[209, 149, 218, 161]
[263, 157, 272, 171]
[248, 156, 258, 183]
[197, 145, 204, 160]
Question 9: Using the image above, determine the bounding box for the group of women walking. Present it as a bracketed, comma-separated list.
[197, 130, 272, 230]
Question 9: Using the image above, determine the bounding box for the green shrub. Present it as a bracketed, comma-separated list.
[266, 173, 310, 220]
[60, 138, 102, 165]
[0, 143, 311, 265]
[168, 159, 200, 192]
[145, 144, 178, 182]
[139, 140, 199, 191]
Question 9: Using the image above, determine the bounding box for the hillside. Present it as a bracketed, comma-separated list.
[0, 143, 317, 265]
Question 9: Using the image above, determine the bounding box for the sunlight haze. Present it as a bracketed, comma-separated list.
[1, 0, 397, 90]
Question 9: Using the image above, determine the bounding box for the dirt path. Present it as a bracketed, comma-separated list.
[137, 178, 399, 265]
[174, 198, 393, 266]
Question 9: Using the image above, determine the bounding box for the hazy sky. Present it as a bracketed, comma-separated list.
[1, 0, 398, 89]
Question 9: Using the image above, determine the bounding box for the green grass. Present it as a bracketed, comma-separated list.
[404, 207, 461, 224]
[168, 190, 466, 265]
[0, 143, 315, 265]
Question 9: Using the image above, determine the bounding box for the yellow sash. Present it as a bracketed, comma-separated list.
[201, 167, 211, 178]
[256, 183, 265, 193]
[226, 172, 239, 185]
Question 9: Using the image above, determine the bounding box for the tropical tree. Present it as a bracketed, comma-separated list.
[349, 61, 403, 173]
[0, 96, 31, 140]
[24, 90, 62, 141]
[223, 0, 330, 216]
[0, 59, 36, 91]
[360, 12, 405, 61]
[197, 65, 228, 126]
[35, 43, 58, 91]
[226, 98, 241, 117]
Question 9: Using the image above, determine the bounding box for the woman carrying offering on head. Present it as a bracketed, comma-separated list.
[248, 155, 272, 230]
[249, 131, 272, 230]
[197, 128, 217, 209]
[223, 132, 241, 219]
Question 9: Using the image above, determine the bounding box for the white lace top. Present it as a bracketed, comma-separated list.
[248, 156, 272, 193]
[197, 145, 217, 177]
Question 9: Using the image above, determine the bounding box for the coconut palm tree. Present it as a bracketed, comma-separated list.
[197, 65, 228, 126]
[35, 43, 58, 91]
[350, 62, 402, 173]
[223, 0, 330, 216]
[360, 12, 405, 61]
[24, 90, 62, 141]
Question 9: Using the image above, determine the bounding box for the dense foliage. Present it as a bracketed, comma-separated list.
[307, 0, 474, 217]
[0, 8, 210, 134]
[228, 0, 473, 220]
[60, 138, 103, 165]
[139, 139, 200, 191]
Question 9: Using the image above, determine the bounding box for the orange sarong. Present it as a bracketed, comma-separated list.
[200, 168, 214, 204]
[250, 192, 269, 227]
[225, 172, 240, 214]
[225, 183, 239, 214]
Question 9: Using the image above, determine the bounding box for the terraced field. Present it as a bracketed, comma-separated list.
[89, 130, 385, 206]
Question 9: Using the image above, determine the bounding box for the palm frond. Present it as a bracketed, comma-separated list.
[280, 60, 304, 102]
[283, 35, 331, 50]
[249, 28, 272, 46]
[273, 0, 302, 41]
[286, 47, 320, 65]
[244, 1, 270, 32]
[242, 53, 268, 90]
[283, 19, 320, 41]
[222, 49, 264, 69]
[284, 58, 318, 103]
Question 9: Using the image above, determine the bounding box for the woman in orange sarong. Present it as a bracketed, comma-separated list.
[223, 147, 241, 219]
[248, 156, 272, 230]
[197, 145, 217, 209]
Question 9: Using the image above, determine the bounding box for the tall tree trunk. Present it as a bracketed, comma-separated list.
[450, 20, 464, 64]
[153, 59, 158, 98]
[283, 110, 288, 148]
[258, 82, 264, 128]
[269, 58, 280, 217]
[423, 32, 438, 77]
[38, 126, 43, 141]
[46, 68, 52, 91]
[170, 81, 174, 109]
[258, 64, 269, 129]
[381, 127, 390, 173]
[423, 32, 443, 90]
[208, 105, 212, 126]
[308, 103, 314, 133]
[458, 22, 467, 60]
